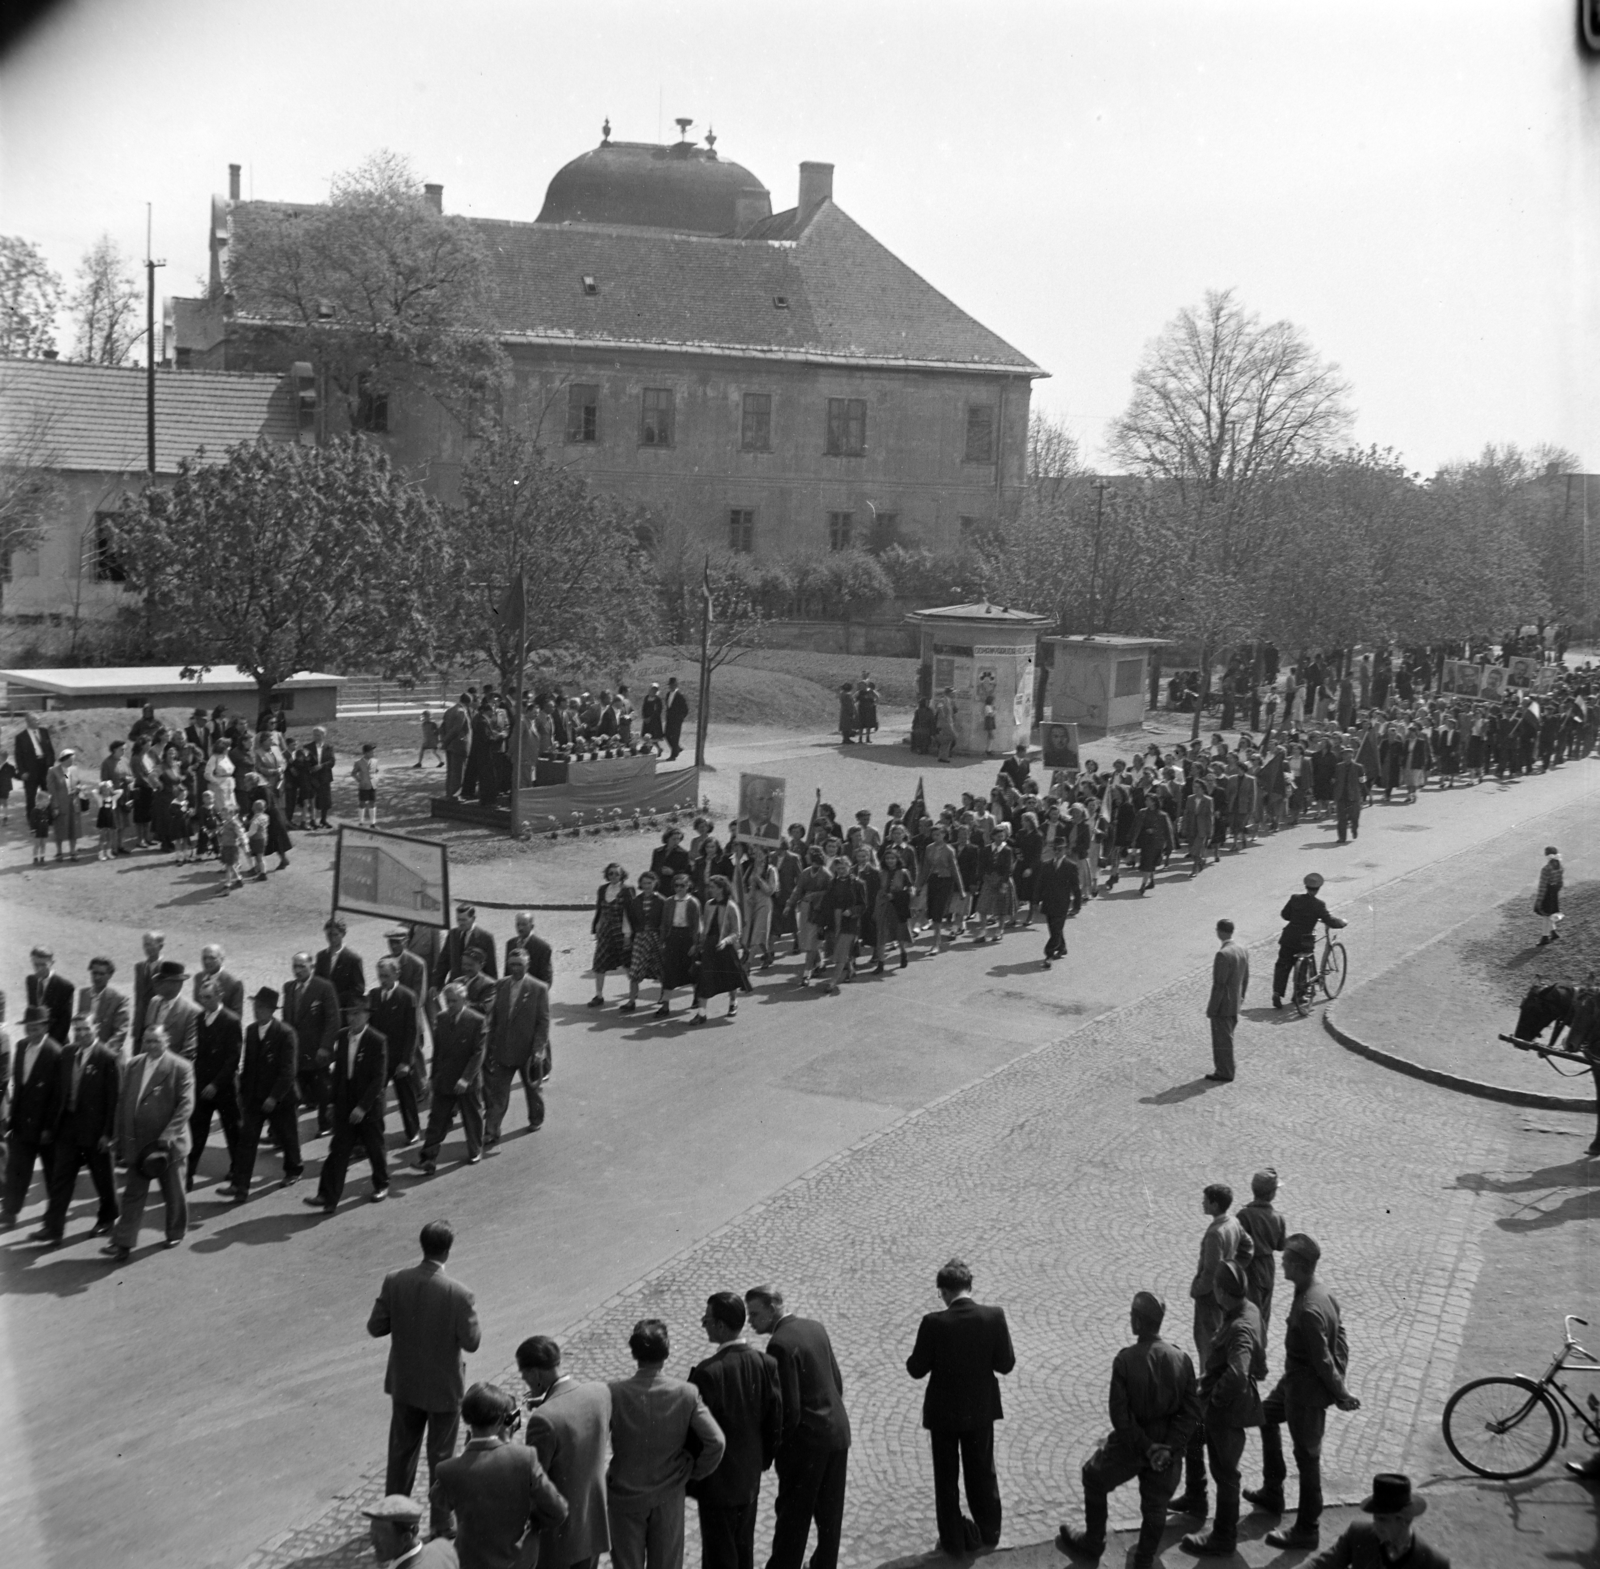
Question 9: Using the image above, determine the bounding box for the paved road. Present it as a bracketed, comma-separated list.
[1, 743, 1595, 1569]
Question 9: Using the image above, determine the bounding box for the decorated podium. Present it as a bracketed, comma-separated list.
[431, 741, 701, 833]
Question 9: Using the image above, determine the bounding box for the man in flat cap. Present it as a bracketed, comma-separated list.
[362, 1493, 458, 1568]
[1056, 1292, 1200, 1569]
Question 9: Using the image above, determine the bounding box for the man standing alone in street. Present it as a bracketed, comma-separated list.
[368, 1220, 482, 1541]
[1204, 920, 1248, 1083]
[689, 1292, 783, 1569]
[905, 1257, 1016, 1554]
[744, 1286, 851, 1569]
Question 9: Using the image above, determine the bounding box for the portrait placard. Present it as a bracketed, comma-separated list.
[733, 773, 786, 846]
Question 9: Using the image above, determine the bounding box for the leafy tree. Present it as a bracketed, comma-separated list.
[225, 150, 505, 429]
[646, 512, 768, 671]
[435, 424, 654, 690]
[0, 386, 60, 612]
[0, 236, 63, 359]
[109, 436, 448, 696]
[68, 234, 142, 366]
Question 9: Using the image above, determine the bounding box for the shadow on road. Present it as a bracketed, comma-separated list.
[1139, 1077, 1225, 1106]
[1452, 1159, 1599, 1232]
[188, 1209, 328, 1253]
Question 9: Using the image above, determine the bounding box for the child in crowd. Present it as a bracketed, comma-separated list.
[194, 789, 221, 860]
[246, 799, 270, 881]
[415, 711, 442, 768]
[354, 742, 379, 825]
[983, 698, 997, 757]
[172, 788, 196, 864]
[217, 807, 245, 891]
[28, 789, 51, 863]
[1536, 845, 1564, 946]
[94, 779, 118, 861]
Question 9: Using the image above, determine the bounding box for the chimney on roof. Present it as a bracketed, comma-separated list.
[423, 183, 443, 214]
[798, 161, 833, 221]
[733, 187, 768, 236]
[228, 163, 241, 201]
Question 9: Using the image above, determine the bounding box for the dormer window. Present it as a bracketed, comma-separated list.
[581, 275, 599, 295]
[773, 296, 789, 309]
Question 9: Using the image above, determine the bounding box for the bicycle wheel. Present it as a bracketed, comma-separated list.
[1320, 941, 1348, 999]
[1291, 963, 1313, 1017]
[1442, 1377, 1561, 1479]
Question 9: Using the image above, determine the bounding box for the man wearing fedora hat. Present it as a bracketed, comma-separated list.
[143, 958, 200, 1062]
[304, 994, 389, 1211]
[361, 1493, 459, 1568]
[1300, 1473, 1448, 1567]
[2, 1004, 65, 1230]
[104, 1020, 195, 1260]
[221, 987, 303, 1200]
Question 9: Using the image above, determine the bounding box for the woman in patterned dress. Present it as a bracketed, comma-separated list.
[622, 869, 666, 1013]
[588, 862, 634, 1008]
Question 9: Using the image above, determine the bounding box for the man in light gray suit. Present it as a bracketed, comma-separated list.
[192, 943, 246, 1017]
[607, 1319, 726, 1569]
[368, 1219, 483, 1539]
[483, 947, 548, 1151]
[79, 955, 130, 1056]
[102, 1020, 195, 1261]
[521, 1334, 614, 1569]
[1205, 919, 1249, 1083]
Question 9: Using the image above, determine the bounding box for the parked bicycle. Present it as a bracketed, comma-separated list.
[1442, 1314, 1600, 1478]
[1290, 928, 1348, 1016]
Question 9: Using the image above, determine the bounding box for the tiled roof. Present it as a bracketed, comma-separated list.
[471, 201, 1041, 372]
[0, 358, 297, 474]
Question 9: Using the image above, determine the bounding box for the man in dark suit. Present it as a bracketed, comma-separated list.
[35, 1015, 121, 1244]
[142, 959, 201, 1062]
[664, 678, 690, 760]
[131, 930, 166, 1052]
[3, 1006, 65, 1229]
[744, 1286, 850, 1569]
[1205, 919, 1249, 1084]
[14, 711, 54, 819]
[79, 955, 131, 1056]
[184, 707, 213, 753]
[307, 726, 336, 827]
[305, 995, 389, 1210]
[506, 911, 555, 986]
[438, 903, 498, 987]
[430, 1382, 567, 1569]
[460, 945, 497, 1015]
[690, 1292, 783, 1569]
[103, 1019, 195, 1260]
[440, 693, 472, 799]
[222, 986, 302, 1198]
[641, 684, 664, 741]
[27, 946, 75, 1047]
[417, 982, 486, 1173]
[520, 1336, 613, 1569]
[369, 955, 422, 1144]
[192, 943, 246, 1016]
[386, 927, 431, 1063]
[905, 1257, 1016, 1554]
[1332, 744, 1364, 845]
[484, 947, 548, 1150]
[187, 976, 242, 1188]
[1034, 839, 1077, 968]
[284, 950, 340, 1134]
[316, 916, 367, 1000]
[368, 1219, 483, 1538]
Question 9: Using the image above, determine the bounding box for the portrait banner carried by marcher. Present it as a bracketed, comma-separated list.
[733, 773, 786, 847]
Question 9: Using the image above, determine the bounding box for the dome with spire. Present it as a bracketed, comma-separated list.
[535, 126, 772, 236]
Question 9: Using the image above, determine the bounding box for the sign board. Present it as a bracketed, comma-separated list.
[1041, 721, 1080, 771]
[333, 826, 450, 927]
[733, 773, 786, 847]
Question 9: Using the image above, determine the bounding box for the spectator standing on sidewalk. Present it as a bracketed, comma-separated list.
[1056, 1291, 1201, 1569]
[1236, 1170, 1288, 1330]
[520, 1336, 613, 1569]
[905, 1257, 1016, 1555]
[367, 1220, 482, 1541]
[1535, 846, 1564, 946]
[1204, 921, 1248, 1083]
[1303, 1473, 1450, 1568]
[1246, 1233, 1360, 1552]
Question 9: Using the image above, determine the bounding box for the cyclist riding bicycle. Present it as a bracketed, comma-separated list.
[1272, 871, 1347, 1008]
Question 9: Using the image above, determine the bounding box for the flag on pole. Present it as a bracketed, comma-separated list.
[806, 787, 824, 841]
[905, 777, 928, 835]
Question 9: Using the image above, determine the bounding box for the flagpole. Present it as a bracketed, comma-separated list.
[694, 555, 712, 769]
[507, 567, 527, 841]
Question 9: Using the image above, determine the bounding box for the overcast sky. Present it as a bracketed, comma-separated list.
[2, 0, 1595, 474]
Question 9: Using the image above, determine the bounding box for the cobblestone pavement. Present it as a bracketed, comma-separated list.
[244, 932, 1530, 1568]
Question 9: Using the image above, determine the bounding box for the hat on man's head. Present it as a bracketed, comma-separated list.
[155, 959, 187, 980]
[1361, 1474, 1426, 1519]
[1251, 1167, 1279, 1198]
[1214, 1261, 1248, 1302]
[361, 1495, 425, 1525]
[252, 986, 279, 1008]
[22, 1005, 48, 1025]
[57, 747, 75, 759]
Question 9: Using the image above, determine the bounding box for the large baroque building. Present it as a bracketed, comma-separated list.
[172, 126, 1044, 558]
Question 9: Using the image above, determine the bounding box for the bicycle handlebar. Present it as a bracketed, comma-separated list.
[1566, 1314, 1589, 1340]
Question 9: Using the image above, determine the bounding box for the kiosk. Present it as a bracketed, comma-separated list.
[1037, 635, 1166, 736]
[909, 602, 1051, 756]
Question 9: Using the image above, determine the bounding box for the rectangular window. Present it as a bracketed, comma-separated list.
[640, 388, 674, 447]
[869, 511, 900, 553]
[828, 511, 854, 551]
[566, 383, 599, 443]
[1114, 658, 1144, 698]
[356, 375, 389, 434]
[825, 397, 866, 456]
[92, 511, 127, 583]
[729, 509, 755, 553]
[741, 393, 772, 451]
[965, 404, 995, 463]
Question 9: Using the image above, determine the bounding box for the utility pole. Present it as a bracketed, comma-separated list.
[693, 555, 713, 768]
[144, 204, 166, 475]
[504, 565, 528, 840]
[1089, 478, 1111, 634]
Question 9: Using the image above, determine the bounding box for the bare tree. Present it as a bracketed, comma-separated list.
[1027, 410, 1084, 511]
[0, 236, 63, 359]
[68, 234, 142, 366]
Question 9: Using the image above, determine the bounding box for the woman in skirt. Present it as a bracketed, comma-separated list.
[973, 823, 1014, 943]
[740, 846, 779, 970]
[129, 735, 157, 847]
[656, 870, 701, 1018]
[691, 875, 750, 1023]
[589, 862, 635, 1008]
[623, 868, 666, 1012]
[879, 846, 915, 969]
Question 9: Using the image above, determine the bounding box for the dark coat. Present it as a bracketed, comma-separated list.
[689, 1341, 783, 1507]
[27, 971, 75, 1047]
[431, 1006, 487, 1090]
[193, 1006, 243, 1104]
[240, 1018, 298, 1109]
[367, 983, 421, 1077]
[315, 945, 367, 1004]
[53, 1041, 121, 1147]
[506, 934, 554, 987]
[905, 1296, 1016, 1432]
[1034, 856, 1078, 916]
[10, 1036, 64, 1145]
[283, 973, 341, 1066]
[440, 923, 499, 986]
[765, 1314, 850, 1452]
[326, 1024, 388, 1120]
[367, 1257, 482, 1413]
